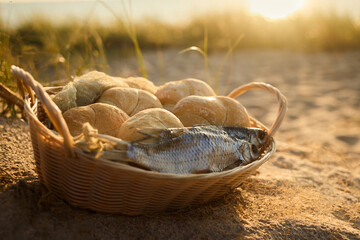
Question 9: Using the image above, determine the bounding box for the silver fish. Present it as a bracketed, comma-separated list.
[112, 125, 269, 174]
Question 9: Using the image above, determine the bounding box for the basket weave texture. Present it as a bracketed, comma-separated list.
[11, 66, 286, 215]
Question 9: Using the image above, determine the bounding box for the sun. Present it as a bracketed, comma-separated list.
[248, 0, 305, 20]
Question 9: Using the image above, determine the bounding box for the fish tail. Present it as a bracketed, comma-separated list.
[98, 149, 129, 162]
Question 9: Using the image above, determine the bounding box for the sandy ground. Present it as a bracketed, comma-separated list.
[1, 50, 360, 239]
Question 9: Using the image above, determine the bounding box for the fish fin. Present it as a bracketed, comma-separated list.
[168, 128, 187, 138]
[192, 125, 222, 134]
[191, 169, 211, 174]
[133, 128, 166, 144]
[127, 162, 152, 171]
[223, 160, 242, 170]
[136, 127, 165, 138]
[136, 127, 188, 141]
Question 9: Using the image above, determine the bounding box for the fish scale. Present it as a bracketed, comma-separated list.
[125, 126, 268, 174]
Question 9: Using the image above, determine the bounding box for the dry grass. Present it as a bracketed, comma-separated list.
[1, 10, 359, 82]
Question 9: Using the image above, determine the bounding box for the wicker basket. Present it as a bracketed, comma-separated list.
[11, 65, 287, 215]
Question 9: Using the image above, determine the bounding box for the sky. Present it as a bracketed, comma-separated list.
[1, 0, 359, 28]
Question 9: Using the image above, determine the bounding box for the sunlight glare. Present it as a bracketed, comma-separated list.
[248, 0, 305, 20]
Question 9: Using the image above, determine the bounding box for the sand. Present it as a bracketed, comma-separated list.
[1, 50, 360, 239]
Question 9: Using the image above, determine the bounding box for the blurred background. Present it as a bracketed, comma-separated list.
[1, 2, 360, 237]
[0, 0, 359, 88]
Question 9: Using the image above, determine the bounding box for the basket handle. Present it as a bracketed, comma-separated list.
[10, 65, 75, 157]
[227, 82, 287, 138]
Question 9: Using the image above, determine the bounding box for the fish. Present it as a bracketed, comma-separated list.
[100, 125, 269, 174]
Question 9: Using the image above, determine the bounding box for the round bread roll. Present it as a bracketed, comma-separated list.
[172, 96, 250, 127]
[53, 71, 129, 113]
[97, 87, 162, 116]
[74, 71, 130, 107]
[155, 78, 216, 111]
[63, 103, 129, 137]
[113, 77, 158, 95]
[118, 108, 184, 142]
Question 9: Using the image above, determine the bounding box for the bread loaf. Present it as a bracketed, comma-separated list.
[172, 96, 250, 127]
[97, 87, 162, 116]
[63, 103, 129, 137]
[53, 71, 129, 112]
[118, 108, 184, 142]
[113, 77, 158, 95]
[51, 82, 77, 112]
[155, 78, 216, 111]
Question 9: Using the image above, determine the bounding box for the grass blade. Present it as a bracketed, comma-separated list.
[98, 0, 147, 78]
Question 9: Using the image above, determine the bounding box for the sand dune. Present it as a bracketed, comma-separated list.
[1, 50, 359, 239]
